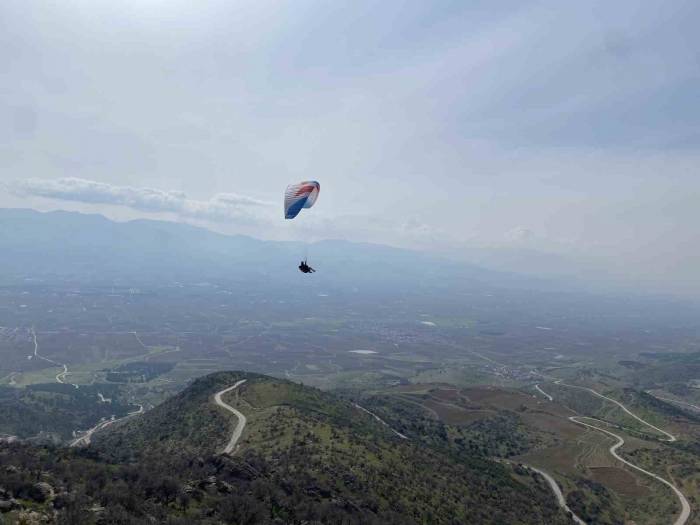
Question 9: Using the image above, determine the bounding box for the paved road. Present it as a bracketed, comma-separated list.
[537, 382, 691, 525]
[535, 384, 553, 401]
[33, 327, 79, 389]
[32, 327, 58, 366]
[214, 380, 248, 454]
[56, 364, 69, 383]
[355, 397, 586, 524]
[570, 416, 691, 525]
[527, 465, 586, 525]
[70, 404, 144, 447]
[553, 380, 676, 442]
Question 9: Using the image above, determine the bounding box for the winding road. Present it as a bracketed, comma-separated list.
[213, 380, 247, 454]
[570, 416, 690, 525]
[32, 327, 79, 389]
[553, 380, 676, 442]
[535, 384, 553, 401]
[527, 465, 586, 525]
[70, 403, 144, 447]
[209, 380, 596, 524]
[536, 383, 690, 525]
[32, 327, 58, 366]
[353, 400, 586, 524]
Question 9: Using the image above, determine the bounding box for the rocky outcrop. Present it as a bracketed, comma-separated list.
[28, 482, 55, 503]
[0, 488, 19, 513]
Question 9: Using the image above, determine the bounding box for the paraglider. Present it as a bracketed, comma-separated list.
[285, 181, 320, 273]
[284, 181, 320, 220]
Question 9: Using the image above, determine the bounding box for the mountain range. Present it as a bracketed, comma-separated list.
[0, 208, 545, 293]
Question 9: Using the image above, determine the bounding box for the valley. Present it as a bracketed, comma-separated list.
[0, 213, 699, 524]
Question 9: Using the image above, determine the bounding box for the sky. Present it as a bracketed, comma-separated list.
[1, 0, 699, 293]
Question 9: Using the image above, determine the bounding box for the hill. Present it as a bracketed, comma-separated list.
[0, 382, 136, 442]
[84, 371, 572, 524]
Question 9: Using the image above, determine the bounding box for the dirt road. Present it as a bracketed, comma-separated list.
[214, 380, 247, 454]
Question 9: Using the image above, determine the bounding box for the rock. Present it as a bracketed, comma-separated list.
[216, 480, 234, 494]
[342, 472, 358, 488]
[28, 482, 54, 503]
[0, 498, 20, 512]
[216, 457, 256, 480]
[197, 476, 218, 494]
[197, 476, 217, 490]
[304, 484, 331, 499]
[16, 510, 48, 524]
[52, 491, 74, 510]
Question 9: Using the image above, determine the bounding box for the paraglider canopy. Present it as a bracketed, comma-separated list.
[284, 181, 320, 219]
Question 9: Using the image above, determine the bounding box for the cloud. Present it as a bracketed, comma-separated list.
[8, 177, 274, 224]
[504, 226, 535, 243]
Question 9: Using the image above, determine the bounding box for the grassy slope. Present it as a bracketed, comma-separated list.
[95, 371, 571, 525]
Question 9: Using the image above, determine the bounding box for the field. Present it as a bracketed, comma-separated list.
[1, 283, 699, 523]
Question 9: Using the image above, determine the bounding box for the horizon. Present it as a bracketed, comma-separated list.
[1, 1, 699, 294]
[3, 205, 700, 304]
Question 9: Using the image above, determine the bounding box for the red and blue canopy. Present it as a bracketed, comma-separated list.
[284, 181, 320, 219]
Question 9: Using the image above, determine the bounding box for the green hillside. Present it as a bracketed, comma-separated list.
[86, 371, 572, 524]
[0, 383, 136, 441]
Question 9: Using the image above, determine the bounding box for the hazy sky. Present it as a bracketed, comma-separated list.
[1, 1, 699, 292]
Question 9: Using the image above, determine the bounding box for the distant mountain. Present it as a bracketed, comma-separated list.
[2, 207, 698, 339]
[87, 371, 571, 524]
[0, 208, 533, 293]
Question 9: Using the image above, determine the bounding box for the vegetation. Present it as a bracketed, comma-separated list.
[0, 383, 136, 441]
[83, 372, 571, 524]
[105, 362, 175, 383]
[633, 352, 700, 388]
[1, 213, 699, 524]
[360, 394, 535, 459]
[566, 478, 624, 525]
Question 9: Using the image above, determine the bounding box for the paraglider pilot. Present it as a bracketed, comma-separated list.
[299, 260, 315, 274]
